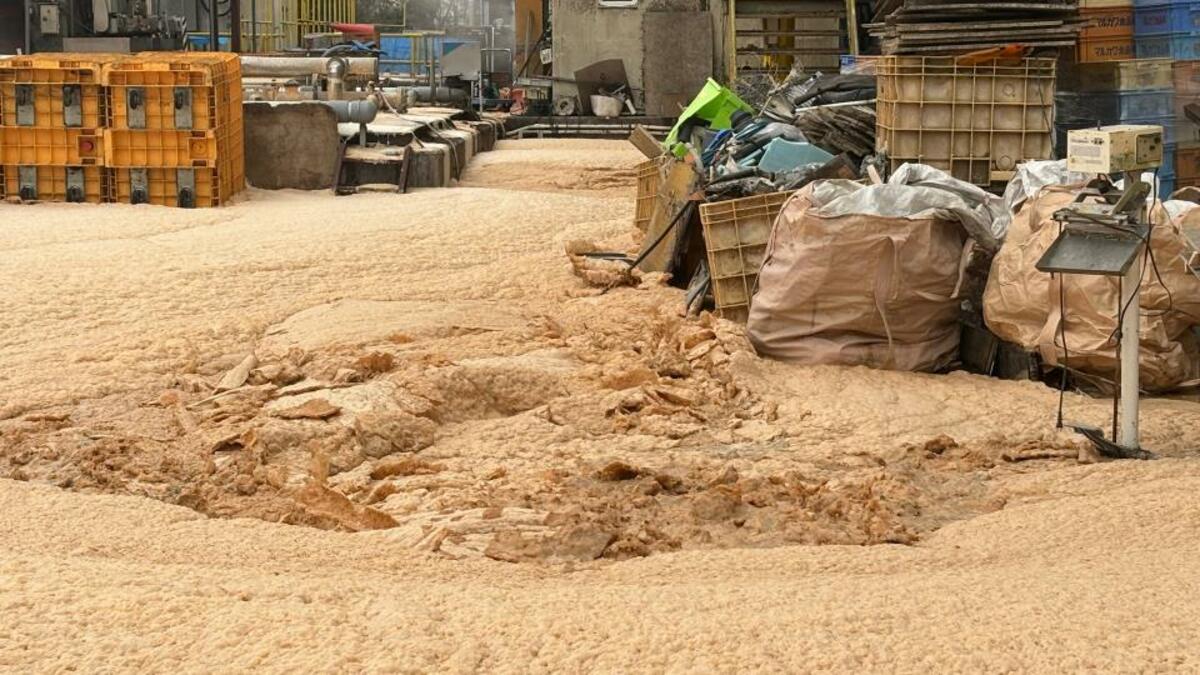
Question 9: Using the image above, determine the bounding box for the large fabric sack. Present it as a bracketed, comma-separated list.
[984, 186, 1200, 391]
[748, 182, 968, 372]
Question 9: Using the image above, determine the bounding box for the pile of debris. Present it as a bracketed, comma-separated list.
[603, 80, 876, 327]
[870, 0, 1082, 54]
[607, 78, 1200, 397]
[761, 70, 877, 160]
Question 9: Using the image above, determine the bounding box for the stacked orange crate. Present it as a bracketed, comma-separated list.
[1177, 61, 1200, 189]
[102, 52, 244, 208]
[0, 54, 117, 203]
[1076, 1, 1136, 63]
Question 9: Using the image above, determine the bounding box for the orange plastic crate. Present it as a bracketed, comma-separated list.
[106, 165, 244, 208]
[0, 54, 122, 128]
[1, 164, 106, 203]
[102, 121, 243, 168]
[0, 126, 103, 165]
[103, 52, 242, 131]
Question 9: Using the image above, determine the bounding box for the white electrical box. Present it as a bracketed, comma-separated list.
[38, 4, 61, 35]
[1067, 125, 1164, 174]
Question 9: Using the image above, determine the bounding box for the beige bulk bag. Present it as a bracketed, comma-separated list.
[748, 182, 968, 372]
[983, 186, 1200, 391]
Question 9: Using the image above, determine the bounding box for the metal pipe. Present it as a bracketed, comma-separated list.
[240, 56, 378, 77]
[250, 0, 257, 52]
[321, 99, 378, 123]
[326, 57, 346, 100]
[410, 86, 469, 105]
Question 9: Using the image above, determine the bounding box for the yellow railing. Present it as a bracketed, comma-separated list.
[285, 0, 356, 47]
[226, 0, 356, 52]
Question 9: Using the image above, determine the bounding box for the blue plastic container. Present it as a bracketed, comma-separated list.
[1134, 1, 1200, 35]
[185, 35, 231, 51]
[1162, 143, 1178, 179]
[379, 35, 414, 74]
[1057, 89, 1175, 124]
[1136, 31, 1200, 59]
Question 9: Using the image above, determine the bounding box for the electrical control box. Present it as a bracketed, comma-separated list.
[38, 3, 61, 34]
[1067, 125, 1164, 174]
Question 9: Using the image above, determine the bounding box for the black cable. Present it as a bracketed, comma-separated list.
[1106, 168, 1166, 344]
[627, 202, 695, 270]
[1143, 166, 1180, 320]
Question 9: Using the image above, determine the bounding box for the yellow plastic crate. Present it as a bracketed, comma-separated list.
[1, 164, 106, 203]
[102, 122, 243, 168]
[103, 52, 242, 131]
[634, 157, 665, 233]
[0, 126, 103, 165]
[106, 165, 244, 208]
[0, 54, 122, 128]
[699, 192, 792, 323]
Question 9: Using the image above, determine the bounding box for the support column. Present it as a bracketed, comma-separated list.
[1119, 255, 1142, 450]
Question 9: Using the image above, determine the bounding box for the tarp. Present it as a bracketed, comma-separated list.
[747, 165, 998, 372]
[983, 185, 1200, 391]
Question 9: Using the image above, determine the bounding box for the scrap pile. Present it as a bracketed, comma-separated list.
[869, 0, 1082, 54]
[762, 71, 877, 160]
[610, 77, 1200, 393]
[668, 75, 876, 200]
[615, 77, 882, 325]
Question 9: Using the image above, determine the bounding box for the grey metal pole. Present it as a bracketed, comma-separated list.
[207, 0, 219, 51]
[24, 0, 32, 53]
[229, 0, 241, 52]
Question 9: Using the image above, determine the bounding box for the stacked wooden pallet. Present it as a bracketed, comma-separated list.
[870, 0, 1082, 55]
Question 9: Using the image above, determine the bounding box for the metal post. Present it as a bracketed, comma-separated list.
[428, 35, 435, 91]
[230, 0, 242, 52]
[24, 0, 32, 53]
[1119, 245, 1142, 450]
[726, 0, 737, 83]
[251, 0, 258, 52]
[845, 0, 859, 56]
[207, 0, 219, 51]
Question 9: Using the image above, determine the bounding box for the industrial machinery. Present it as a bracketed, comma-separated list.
[1036, 125, 1165, 460]
[24, 0, 186, 52]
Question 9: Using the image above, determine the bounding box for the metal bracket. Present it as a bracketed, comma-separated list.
[15, 85, 35, 126]
[126, 87, 146, 128]
[62, 85, 82, 127]
[65, 167, 85, 203]
[173, 87, 192, 129]
[129, 168, 149, 204]
[17, 167, 37, 201]
[176, 169, 196, 208]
